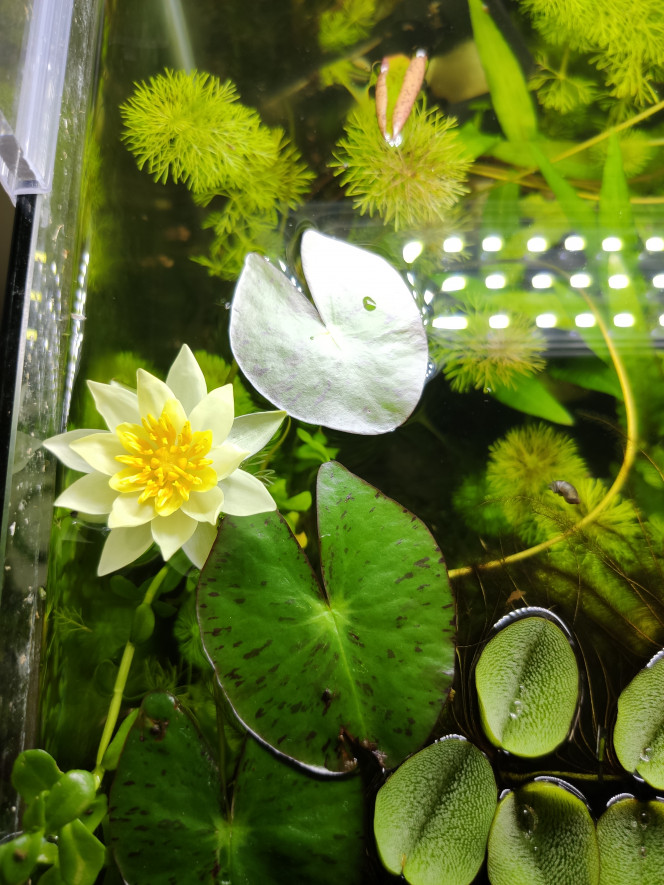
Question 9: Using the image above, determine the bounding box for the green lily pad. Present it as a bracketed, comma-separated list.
[229, 231, 429, 434]
[475, 614, 579, 757]
[597, 797, 664, 884]
[198, 461, 455, 772]
[487, 780, 600, 885]
[109, 692, 365, 884]
[613, 652, 664, 788]
[373, 736, 497, 885]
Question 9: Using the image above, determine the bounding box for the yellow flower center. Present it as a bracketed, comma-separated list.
[111, 403, 217, 517]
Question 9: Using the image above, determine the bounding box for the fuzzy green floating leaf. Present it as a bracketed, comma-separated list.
[109, 693, 365, 885]
[488, 780, 600, 885]
[374, 737, 497, 885]
[614, 653, 664, 788]
[230, 231, 429, 434]
[198, 461, 455, 772]
[475, 615, 579, 757]
[597, 797, 664, 884]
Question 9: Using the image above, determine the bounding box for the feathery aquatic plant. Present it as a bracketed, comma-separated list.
[331, 102, 471, 231]
[433, 311, 547, 393]
[517, 0, 664, 106]
[487, 423, 588, 541]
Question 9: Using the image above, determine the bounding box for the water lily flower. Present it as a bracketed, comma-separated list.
[43, 345, 286, 575]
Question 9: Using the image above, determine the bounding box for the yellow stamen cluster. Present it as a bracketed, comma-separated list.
[112, 406, 216, 517]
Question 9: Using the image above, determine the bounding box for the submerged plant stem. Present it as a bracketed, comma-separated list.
[93, 566, 169, 784]
[448, 288, 638, 580]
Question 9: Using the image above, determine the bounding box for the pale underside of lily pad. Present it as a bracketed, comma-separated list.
[230, 230, 429, 435]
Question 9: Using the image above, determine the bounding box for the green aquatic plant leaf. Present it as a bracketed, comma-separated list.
[488, 780, 599, 885]
[491, 374, 574, 425]
[614, 654, 664, 788]
[230, 230, 429, 434]
[468, 0, 537, 143]
[197, 461, 455, 772]
[475, 616, 579, 757]
[109, 693, 365, 885]
[373, 736, 497, 885]
[597, 797, 664, 884]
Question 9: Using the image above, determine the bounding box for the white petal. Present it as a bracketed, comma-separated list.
[43, 429, 100, 473]
[180, 485, 224, 524]
[137, 369, 176, 419]
[220, 469, 277, 516]
[97, 524, 153, 576]
[151, 510, 197, 560]
[182, 522, 217, 569]
[189, 386, 234, 443]
[70, 432, 125, 476]
[226, 410, 287, 457]
[208, 443, 249, 480]
[55, 472, 117, 515]
[88, 381, 140, 431]
[108, 493, 155, 528]
[165, 345, 207, 414]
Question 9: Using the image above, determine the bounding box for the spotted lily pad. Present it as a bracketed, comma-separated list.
[197, 461, 455, 772]
[475, 614, 579, 757]
[109, 693, 365, 884]
[373, 736, 497, 885]
[487, 780, 600, 885]
[613, 652, 664, 788]
[597, 797, 664, 884]
[229, 230, 429, 434]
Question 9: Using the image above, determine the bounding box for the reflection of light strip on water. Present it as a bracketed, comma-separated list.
[614, 313, 635, 327]
[575, 313, 595, 328]
[482, 235, 502, 252]
[536, 313, 557, 328]
[443, 236, 464, 253]
[652, 273, 664, 288]
[647, 237, 664, 252]
[602, 237, 622, 252]
[402, 240, 423, 263]
[489, 314, 509, 329]
[531, 273, 552, 289]
[527, 236, 547, 252]
[432, 316, 468, 330]
[485, 273, 505, 289]
[570, 273, 591, 288]
[441, 275, 466, 292]
[565, 235, 585, 251]
[608, 274, 629, 289]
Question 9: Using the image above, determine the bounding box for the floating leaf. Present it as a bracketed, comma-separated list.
[597, 797, 664, 884]
[198, 461, 455, 772]
[475, 615, 579, 757]
[487, 780, 600, 885]
[373, 736, 497, 885]
[229, 230, 428, 434]
[614, 653, 664, 788]
[109, 693, 365, 884]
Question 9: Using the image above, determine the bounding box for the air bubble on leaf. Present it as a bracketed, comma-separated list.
[509, 699, 523, 719]
[639, 810, 650, 828]
[640, 747, 652, 763]
[517, 803, 538, 839]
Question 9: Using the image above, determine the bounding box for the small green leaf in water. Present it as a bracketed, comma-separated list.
[613, 653, 664, 789]
[362, 296, 377, 311]
[475, 615, 579, 757]
[373, 736, 497, 885]
[487, 780, 600, 885]
[597, 797, 664, 884]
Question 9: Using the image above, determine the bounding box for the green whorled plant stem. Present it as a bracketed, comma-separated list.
[92, 566, 169, 786]
[448, 284, 639, 580]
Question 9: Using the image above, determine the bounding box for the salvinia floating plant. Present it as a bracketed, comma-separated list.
[43, 346, 285, 574]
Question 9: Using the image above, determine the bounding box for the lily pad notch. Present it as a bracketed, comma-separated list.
[229, 230, 429, 434]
